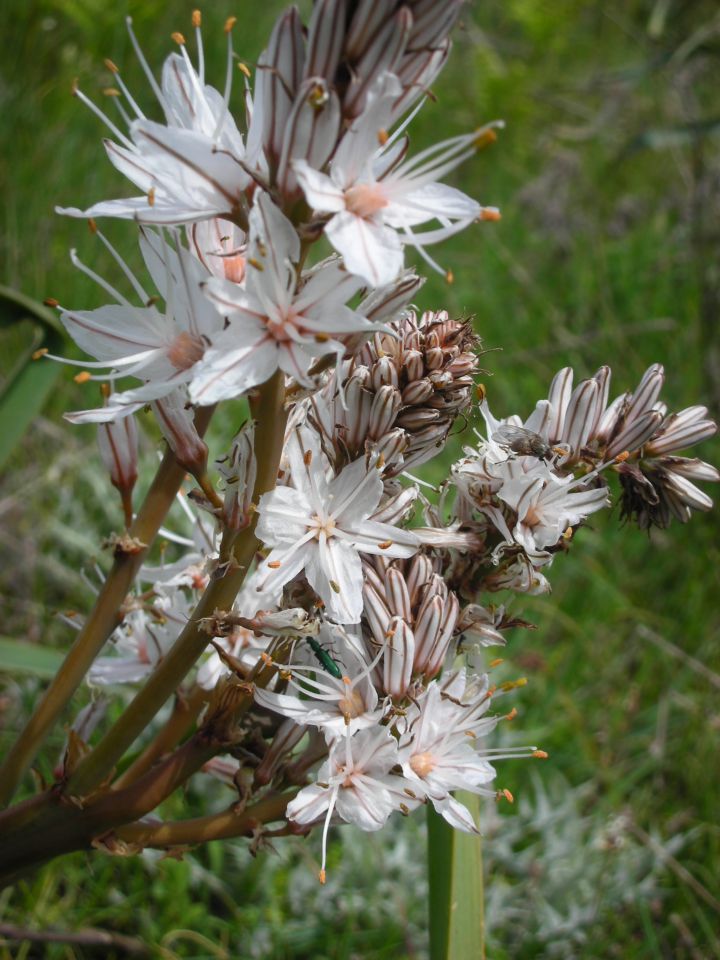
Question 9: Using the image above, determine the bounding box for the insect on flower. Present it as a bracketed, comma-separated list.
[492, 425, 563, 460]
[306, 637, 344, 680]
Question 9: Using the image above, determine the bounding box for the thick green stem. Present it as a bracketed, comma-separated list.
[62, 371, 287, 800]
[427, 793, 485, 960]
[0, 406, 214, 808]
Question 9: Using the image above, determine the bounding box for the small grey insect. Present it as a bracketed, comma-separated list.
[492, 424, 554, 459]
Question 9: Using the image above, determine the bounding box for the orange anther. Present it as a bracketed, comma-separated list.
[480, 208, 501, 222]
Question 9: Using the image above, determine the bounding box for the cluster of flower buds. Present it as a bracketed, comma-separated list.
[19, 2, 715, 887]
[309, 309, 480, 475]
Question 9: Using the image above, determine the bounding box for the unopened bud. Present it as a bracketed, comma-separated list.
[153, 394, 209, 478]
[97, 411, 138, 527]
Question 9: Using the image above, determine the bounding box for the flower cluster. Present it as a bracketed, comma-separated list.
[27, 4, 717, 885]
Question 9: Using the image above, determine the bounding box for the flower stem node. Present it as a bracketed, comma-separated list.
[101, 532, 147, 557]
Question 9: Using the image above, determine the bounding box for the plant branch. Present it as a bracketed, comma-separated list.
[115, 790, 297, 849]
[61, 371, 288, 800]
[0, 406, 215, 808]
[112, 686, 209, 790]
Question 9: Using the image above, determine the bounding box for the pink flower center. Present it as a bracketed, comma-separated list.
[222, 253, 246, 284]
[167, 331, 205, 370]
[338, 689, 366, 719]
[344, 183, 389, 220]
[410, 751, 436, 778]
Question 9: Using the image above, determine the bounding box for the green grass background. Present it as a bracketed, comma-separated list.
[1, 1, 719, 957]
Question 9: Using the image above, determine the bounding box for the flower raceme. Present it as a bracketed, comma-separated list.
[9, 3, 716, 892]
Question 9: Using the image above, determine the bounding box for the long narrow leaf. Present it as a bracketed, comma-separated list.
[447, 792, 485, 960]
[427, 793, 485, 960]
[0, 284, 66, 471]
[0, 637, 64, 679]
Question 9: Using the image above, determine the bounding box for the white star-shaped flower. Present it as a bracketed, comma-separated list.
[255, 428, 419, 623]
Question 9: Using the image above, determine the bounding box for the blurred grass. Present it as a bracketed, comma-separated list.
[1, 1, 720, 957]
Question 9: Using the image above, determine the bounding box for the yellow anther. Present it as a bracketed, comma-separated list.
[500, 677, 527, 692]
[247, 257, 265, 271]
[192, 9, 202, 28]
[377, 540, 393, 550]
[267, 560, 281, 569]
[100, 383, 111, 399]
[476, 383, 487, 402]
[377, 128, 389, 146]
[32, 347, 49, 361]
[500, 788, 514, 803]
[614, 450, 630, 463]
[74, 371, 92, 384]
[237, 62, 251, 78]
[376, 453, 386, 469]
[329, 580, 341, 594]
[224, 16, 237, 32]
[171, 31, 186, 46]
[318, 869, 326, 885]
[445, 269, 454, 285]
[43, 297, 59, 308]
[342, 676, 351, 686]
[314, 333, 330, 343]
[303, 450, 313, 465]
[104, 58, 119, 74]
[102, 87, 121, 97]
[505, 707, 518, 720]
[489, 657, 504, 668]
[147, 187, 156, 207]
[533, 749, 549, 759]
[88, 218, 98, 234]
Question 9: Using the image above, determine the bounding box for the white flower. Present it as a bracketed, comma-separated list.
[254, 631, 381, 739]
[58, 25, 250, 226]
[398, 670, 531, 832]
[294, 73, 499, 286]
[255, 427, 419, 623]
[497, 462, 610, 553]
[89, 589, 191, 686]
[189, 192, 375, 403]
[286, 726, 417, 883]
[57, 229, 223, 423]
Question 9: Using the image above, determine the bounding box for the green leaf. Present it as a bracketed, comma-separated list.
[427, 793, 485, 960]
[0, 284, 66, 471]
[0, 637, 65, 679]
